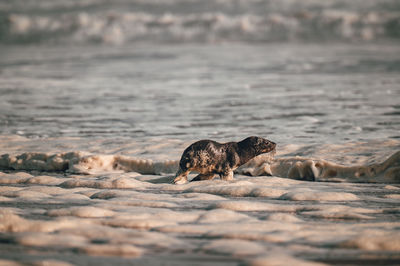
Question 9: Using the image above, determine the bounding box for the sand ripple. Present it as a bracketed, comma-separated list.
[0, 171, 399, 265]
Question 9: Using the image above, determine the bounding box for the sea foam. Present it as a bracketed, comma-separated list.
[1, 149, 399, 183]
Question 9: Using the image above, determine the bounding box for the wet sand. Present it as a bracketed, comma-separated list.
[0, 168, 399, 265]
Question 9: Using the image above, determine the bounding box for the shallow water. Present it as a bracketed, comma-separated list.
[1, 43, 400, 144]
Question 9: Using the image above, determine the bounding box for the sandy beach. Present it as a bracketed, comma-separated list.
[0, 135, 400, 265]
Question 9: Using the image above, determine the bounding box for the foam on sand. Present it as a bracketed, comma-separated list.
[0, 152, 178, 175]
[185, 180, 288, 198]
[15, 232, 88, 248]
[0, 210, 89, 233]
[1, 136, 399, 184]
[60, 175, 147, 189]
[279, 189, 359, 201]
[248, 253, 328, 266]
[0, 170, 399, 265]
[202, 239, 266, 256]
[0, 140, 399, 265]
[340, 231, 400, 251]
[197, 209, 252, 224]
[211, 200, 298, 212]
[79, 244, 143, 257]
[0, 259, 75, 266]
[1, 149, 399, 183]
[47, 206, 115, 218]
[238, 151, 400, 183]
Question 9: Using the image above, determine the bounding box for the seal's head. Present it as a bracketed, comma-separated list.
[239, 136, 276, 155]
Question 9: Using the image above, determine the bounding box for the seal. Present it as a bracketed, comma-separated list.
[173, 136, 276, 184]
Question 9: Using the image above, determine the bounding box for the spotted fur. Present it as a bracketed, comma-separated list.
[174, 136, 276, 184]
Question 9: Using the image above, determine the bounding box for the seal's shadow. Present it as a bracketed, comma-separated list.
[144, 174, 203, 184]
[144, 175, 175, 184]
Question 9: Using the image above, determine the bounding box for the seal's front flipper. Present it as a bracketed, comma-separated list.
[173, 168, 189, 184]
[174, 175, 188, 184]
[220, 170, 234, 181]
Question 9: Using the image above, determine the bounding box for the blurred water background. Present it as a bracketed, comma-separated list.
[0, 0, 399, 155]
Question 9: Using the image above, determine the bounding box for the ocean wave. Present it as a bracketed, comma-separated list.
[1, 10, 399, 44]
[1, 150, 399, 183]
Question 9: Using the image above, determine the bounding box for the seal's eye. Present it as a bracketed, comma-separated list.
[260, 140, 276, 153]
